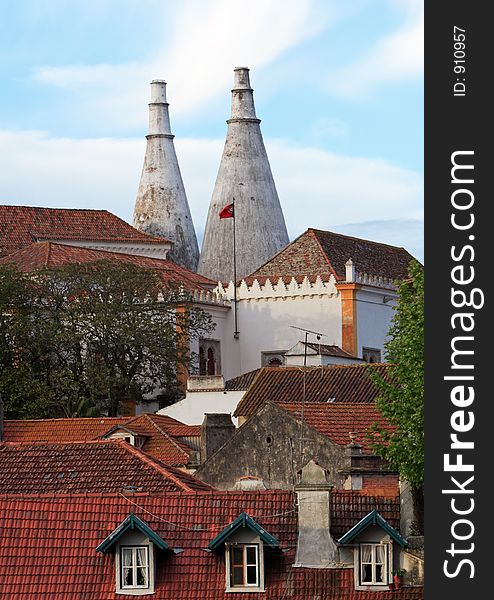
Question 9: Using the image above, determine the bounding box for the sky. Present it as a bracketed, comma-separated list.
[0, 0, 423, 261]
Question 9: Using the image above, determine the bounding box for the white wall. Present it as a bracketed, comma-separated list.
[356, 286, 397, 359]
[213, 277, 342, 379]
[158, 390, 244, 425]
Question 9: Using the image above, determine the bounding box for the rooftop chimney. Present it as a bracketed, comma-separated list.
[133, 80, 199, 271]
[294, 460, 339, 568]
[200, 413, 235, 463]
[198, 67, 289, 282]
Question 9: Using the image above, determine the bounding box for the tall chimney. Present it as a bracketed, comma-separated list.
[133, 80, 199, 271]
[294, 460, 339, 568]
[198, 67, 289, 282]
[200, 413, 235, 463]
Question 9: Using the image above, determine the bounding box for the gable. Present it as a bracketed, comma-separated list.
[248, 228, 415, 282]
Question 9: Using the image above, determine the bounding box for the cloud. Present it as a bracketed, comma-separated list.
[0, 129, 423, 260]
[32, 0, 331, 131]
[327, 0, 423, 99]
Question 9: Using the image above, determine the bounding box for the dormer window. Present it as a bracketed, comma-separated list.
[226, 543, 261, 590]
[360, 542, 388, 585]
[208, 512, 280, 593]
[121, 545, 150, 589]
[96, 513, 169, 596]
[337, 509, 407, 591]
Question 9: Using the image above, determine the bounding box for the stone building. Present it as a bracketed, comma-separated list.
[194, 400, 398, 494]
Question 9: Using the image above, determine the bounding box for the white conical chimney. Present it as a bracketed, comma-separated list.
[198, 67, 289, 282]
[133, 80, 199, 271]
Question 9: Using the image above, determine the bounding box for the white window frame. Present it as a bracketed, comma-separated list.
[120, 545, 150, 589]
[359, 542, 389, 586]
[116, 540, 155, 596]
[225, 542, 265, 593]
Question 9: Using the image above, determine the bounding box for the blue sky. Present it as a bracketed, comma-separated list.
[0, 0, 423, 261]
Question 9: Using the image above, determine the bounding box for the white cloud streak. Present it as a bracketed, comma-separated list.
[32, 0, 331, 130]
[327, 0, 423, 99]
[0, 129, 423, 259]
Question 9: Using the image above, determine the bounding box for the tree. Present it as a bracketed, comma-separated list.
[0, 260, 213, 418]
[367, 259, 424, 529]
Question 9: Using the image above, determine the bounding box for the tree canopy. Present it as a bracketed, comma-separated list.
[367, 259, 424, 490]
[0, 260, 213, 418]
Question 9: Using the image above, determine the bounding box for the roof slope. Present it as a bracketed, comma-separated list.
[279, 402, 393, 453]
[0, 440, 212, 493]
[3, 413, 200, 466]
[225, 368, 261, 391]
[0, 205, 168, 258]
[250, 228, 414, 282]
[234, 363, 390, 418]
[0, 241, 215, 291]
[0, 490, 423, 599]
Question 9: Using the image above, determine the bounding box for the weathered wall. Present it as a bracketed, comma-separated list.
[133, 80, 199, 271]
[198, 67, 289, 282]
[194, 403, 346, 490]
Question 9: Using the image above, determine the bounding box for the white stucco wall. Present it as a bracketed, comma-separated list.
[356, 286, 397, 359]
[213, 277, 342, 379]
[158, 390, 244, 425]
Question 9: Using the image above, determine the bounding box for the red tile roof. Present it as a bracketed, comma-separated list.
[234, 364, 390, 418]
[0, 440, 212, 493]
[249, 228, 414, 282]
[2, 416, 131, 443]
[225, 368, 261, 391]
[279, 402, 393, 453]
[0, 241, 215, 290]
[3, 413, 200, 466]
[0, 205, 169, 257]
[0, 490, 422, 599]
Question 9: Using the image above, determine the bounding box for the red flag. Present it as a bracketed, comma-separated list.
[219, 202, 234, 219]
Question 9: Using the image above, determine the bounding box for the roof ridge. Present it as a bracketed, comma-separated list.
[117, 441, 194, 492]
[309, 228, 341, 279]
[142, 413, 191, 458]
[309, 227, 408, 252]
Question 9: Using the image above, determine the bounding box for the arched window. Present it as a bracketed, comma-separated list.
[207, 347, 216, 375]
[198, 339, 221, 376]
[267, 356, 282, 367]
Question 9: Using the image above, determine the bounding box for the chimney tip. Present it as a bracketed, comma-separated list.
[233, 67, 252, 90]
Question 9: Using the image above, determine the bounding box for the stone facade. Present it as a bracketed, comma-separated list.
[195, 403, 348, 490]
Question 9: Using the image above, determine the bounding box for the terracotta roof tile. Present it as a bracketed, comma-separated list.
[0, 205, 168, 257]
[0, 440, 212, 493]
[279, 402, 393, 453]
[234, 364, 390, 418]
[0, 490, 422, 599]
[225, 368, 261, 391]
[2, 416, 131, 443]
[249, 228, 415, 282]
[3, 413, 199, 466]
[0, 241, 215, 291]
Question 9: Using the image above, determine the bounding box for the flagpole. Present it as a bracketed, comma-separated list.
[232, 197, 239, 339]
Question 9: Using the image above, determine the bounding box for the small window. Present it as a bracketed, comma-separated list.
[362, 347, 381, 363]
[360, 543, 388, 585]
[120, 546, 150, 589]
[227, 544, 260, 589]
[198, 339, 221, 375]
[261, 351, 286, 367]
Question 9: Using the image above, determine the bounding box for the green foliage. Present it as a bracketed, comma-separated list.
[367, 260, 424, 489]
[0, 261, 213, 418]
